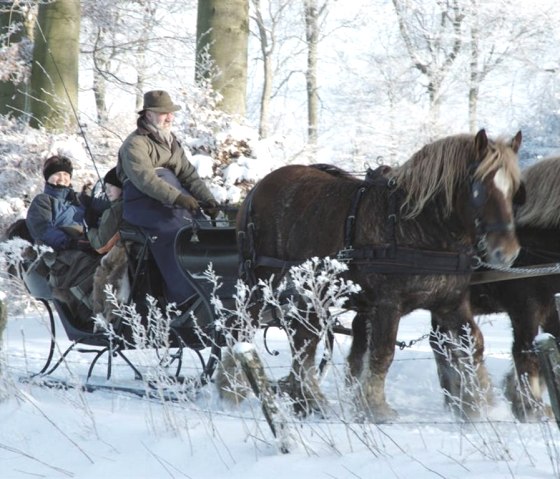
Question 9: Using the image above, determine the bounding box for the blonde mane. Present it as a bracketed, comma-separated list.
[391, 133, 521, 219]
[516, 156, 560, 228]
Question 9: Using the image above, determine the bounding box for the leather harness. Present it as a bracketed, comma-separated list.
[238, 166, 477, 288]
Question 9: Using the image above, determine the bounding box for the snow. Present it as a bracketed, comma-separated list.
[1, 308, 558, 478]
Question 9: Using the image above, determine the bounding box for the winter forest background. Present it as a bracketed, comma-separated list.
[2, 0, 560, 230]
[2, 1, 560, 477]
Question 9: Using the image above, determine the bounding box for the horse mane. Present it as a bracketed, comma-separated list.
[516, 156, 560, 228]
[391, 133, 521, 219]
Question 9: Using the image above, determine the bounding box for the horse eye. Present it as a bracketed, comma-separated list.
[470, 181, 486, 208]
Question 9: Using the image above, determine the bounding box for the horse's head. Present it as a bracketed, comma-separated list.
[468, 129, 523, 267]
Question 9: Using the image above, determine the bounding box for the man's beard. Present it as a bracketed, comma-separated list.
[145, 114, 173, 145]
[157, 125, 173, 146]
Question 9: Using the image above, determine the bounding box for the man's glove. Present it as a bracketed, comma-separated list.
[203, 199, 220, 219]
[68, 238, 95, 253]
[174, 194, 199, 212]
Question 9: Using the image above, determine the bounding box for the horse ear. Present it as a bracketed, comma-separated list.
[510, 131, 522, 153]
[474, 129, 488, 158]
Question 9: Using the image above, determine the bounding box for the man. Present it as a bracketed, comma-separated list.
[117, 90, 219, 310]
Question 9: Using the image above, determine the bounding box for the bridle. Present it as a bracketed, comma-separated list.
[468, 168, 515, 257]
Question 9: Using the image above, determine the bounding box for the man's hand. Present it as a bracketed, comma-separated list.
[174, 194, 199, 212]
[203, 199, 220, 219]
[82, 181, 93, 196]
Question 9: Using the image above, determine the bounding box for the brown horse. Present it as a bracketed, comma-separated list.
[471, 155, 560, 421]
[237, 129, 523, 422]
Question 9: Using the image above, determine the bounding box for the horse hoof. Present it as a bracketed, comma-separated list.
[355, 403, 398, 423]
[512, 403, 553, 423]
[373, 405, 398, 423]
[276, 376, 327, 417]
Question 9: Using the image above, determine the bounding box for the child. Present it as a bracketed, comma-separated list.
[88, 167, 129, 330]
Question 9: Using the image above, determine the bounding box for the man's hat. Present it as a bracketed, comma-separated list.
[43, 155, 73, 182]
[139, 90, 181, 114]
[104, 167, 122, 188]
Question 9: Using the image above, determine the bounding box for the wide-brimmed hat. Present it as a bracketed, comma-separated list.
[138, 90, 181, 114]
[43, 155, 73, 182]
[104, 167, 122, 188]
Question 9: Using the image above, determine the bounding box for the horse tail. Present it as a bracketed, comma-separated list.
[309, 163, 354, 179]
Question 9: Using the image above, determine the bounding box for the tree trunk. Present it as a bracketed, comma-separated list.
[251, 0, 274, 138]
[304, 0, 319, 146]
[196, 0, 249, 117]
[91, 30, 108, 124]
[468, 0, 479, 133]
[0, 2, 31, 117]
[29, 0, 80, 131]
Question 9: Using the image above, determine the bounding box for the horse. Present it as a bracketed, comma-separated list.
[470, 155, 560, 421]
[236, 129, 523, 422]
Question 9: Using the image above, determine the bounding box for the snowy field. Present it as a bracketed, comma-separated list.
[1, 305, 559, 479]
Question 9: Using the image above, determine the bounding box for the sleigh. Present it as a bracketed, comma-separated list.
[17, 212, 239, 395]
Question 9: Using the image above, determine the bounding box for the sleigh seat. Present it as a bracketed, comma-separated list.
[16, 215, 238, 388]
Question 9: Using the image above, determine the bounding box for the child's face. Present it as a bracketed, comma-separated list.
[105, 184, 122, 202]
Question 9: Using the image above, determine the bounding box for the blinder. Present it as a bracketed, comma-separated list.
[469, 169, 515, 250]
[470, 178, 487, 210]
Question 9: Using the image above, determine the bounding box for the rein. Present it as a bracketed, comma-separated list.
[471, 260, 560, 284]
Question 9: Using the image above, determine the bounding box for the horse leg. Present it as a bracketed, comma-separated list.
[430, 299, 492, 419]
[353, 304, 400, 423]
[506, 307, 552, 421]
[347, 311, 369, 381]
[278, 311, 327, 416]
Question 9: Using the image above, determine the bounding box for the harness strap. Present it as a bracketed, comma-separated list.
[344, 166, 391, 250]
[237, 186, 259, 287]
[339, 245, 472, 274]
[386, 180, 399, 258]
[344, 186, 366, 249]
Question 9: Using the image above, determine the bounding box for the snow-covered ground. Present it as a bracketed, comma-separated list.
[1, 305, 558, 479]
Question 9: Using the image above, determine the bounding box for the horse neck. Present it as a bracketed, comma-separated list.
[357, 187, 473, 250]
[397, 190, 475, 250]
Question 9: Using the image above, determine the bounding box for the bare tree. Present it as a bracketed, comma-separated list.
[464, 0, 549, 132]
[250, 0, 293, 138]
[81, 0, 197, 122]
[391, 0, 465, 133]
